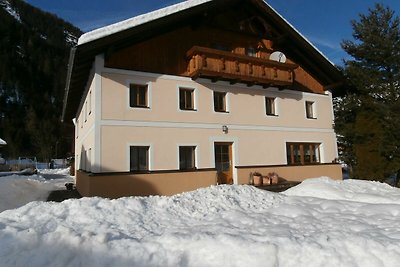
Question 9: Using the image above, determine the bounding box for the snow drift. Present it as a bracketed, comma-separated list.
[0, 177, 399, 267]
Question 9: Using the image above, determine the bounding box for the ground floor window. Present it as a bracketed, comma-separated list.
[179, 146, 196, 170]
[286, 142, 320, 165]
[130, 146, 149, 171]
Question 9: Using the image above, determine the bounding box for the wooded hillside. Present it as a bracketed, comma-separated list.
[0, 0, 82, 160]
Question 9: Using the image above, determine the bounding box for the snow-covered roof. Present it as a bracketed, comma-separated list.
[78, 0, 213, 45]
[78, 0, 333, 67]
[0, 138, 6, 145]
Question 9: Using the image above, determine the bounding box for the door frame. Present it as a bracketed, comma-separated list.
[210, 137, 238, 184]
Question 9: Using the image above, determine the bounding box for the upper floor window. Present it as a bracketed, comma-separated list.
[88, 90, 92, 115]
[214, 91, 227, 112]
[179, 87, 195, 111]
[130, 146, 149, 172]
[246, 46, 257, 57]
[130, 84, 148, 108]
[265, 97, 277, 116]
[179, 146, 196, 170]
[305, 101, 316, 119]
[286, 142, 320, 165]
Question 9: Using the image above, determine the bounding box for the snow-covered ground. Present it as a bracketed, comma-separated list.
[0, 168, 73, 212]
[0, 175, 399, 267]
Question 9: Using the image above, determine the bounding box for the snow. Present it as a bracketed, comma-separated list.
[0, 168, 74, 212]
[0, 0, 21, 23]
[0, 137, 6, 145]
[0, 176, 400, 266]
[77, 0, 335, 69]
[64, 30, 78, 46]
[78, 0, 212, 45]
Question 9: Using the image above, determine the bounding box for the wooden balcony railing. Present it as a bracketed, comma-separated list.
[186, 46, 298, 87]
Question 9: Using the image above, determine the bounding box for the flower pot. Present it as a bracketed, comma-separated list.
[263, 176, 271, 185]
[253, 175, 262, 186]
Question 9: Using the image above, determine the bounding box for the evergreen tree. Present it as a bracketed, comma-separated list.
[336, 4, 400, 181]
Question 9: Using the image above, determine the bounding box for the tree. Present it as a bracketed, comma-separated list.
[336, 4, 400, 181]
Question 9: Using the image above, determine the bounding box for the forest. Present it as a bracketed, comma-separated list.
[0, 0, 82, 161]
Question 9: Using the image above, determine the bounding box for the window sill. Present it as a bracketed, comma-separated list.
[306, 117, 317, 120]
[130, 106, 150, 109]
[266, 114, 279, 117]
[215, 110, 230, 114]
[180, 108, 197, 112]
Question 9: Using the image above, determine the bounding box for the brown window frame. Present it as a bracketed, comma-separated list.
[179, 146, 196, 170]
[286, 142, 321, 165]
[305, 101, 315, 119]
[130, 146, 149, 172]
[214, 91, 227, 112]
[130, 84, 148, 108]
[265, 97, 277, 116]
[179, 87, 195, 110]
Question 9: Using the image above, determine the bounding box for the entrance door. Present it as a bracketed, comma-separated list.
[214, 142, 233, 184]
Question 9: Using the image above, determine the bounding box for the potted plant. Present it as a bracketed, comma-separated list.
[252, 172, 262, 186]
[268, 172, 279, 184]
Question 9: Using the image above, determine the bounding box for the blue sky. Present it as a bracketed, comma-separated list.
[25, 0, 400, 65]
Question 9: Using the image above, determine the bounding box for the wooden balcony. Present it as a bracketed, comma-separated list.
[186, 46, 298, 87]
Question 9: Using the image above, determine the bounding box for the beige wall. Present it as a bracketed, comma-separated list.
[100, 125, 338, 174]
[75, 66, 97, 172]
[98, 70, 337, 176]
[101, 71, 335, 129]
[76, 170, 217, 198]
[74, 62, 340, 195]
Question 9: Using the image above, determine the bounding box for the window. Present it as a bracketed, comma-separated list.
[84, 101, 87, 122]
[246, 47, 257, 57]
[286, 143, 320, 165]
[305, 101, 315, 119]
[130, 146, 149, 171]
[214, 91, 227, 112]
[130, 84, 148, 108]
[88, 90, 92, 115]
[179, 87, 195, 110]
[179, 146, 196, 170]
[265, 97, 276, 116]
[76, 119, 79, 138]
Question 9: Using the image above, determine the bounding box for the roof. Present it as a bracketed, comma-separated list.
[0, 138, 6, 146]
[62, 0, 343, 122]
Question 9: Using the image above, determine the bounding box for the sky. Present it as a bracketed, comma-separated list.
[25, 0, 400, 66]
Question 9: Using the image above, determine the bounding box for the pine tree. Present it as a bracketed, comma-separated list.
[336, 4, 400, 181]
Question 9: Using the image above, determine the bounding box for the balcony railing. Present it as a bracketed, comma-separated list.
[186, 46, 298, 87]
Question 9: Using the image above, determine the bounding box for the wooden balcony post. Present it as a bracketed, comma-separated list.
[201, 54, 207, 67]
[235, 60, 240, 72]
[221, 57, 226, 70]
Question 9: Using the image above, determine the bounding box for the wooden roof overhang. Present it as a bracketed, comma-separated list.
[62, 0, 343, 123]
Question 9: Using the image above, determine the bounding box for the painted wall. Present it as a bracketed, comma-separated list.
[76, 170, 217, 198]
[97, 69, 338, 182]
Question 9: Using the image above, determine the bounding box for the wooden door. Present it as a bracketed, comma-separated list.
[214, 143, 233, 184]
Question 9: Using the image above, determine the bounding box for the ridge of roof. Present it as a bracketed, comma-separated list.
[78, 0, 337, 69]
[78, 0, 213, 45]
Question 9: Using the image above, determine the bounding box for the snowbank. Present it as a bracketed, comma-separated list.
[0, 169, 74, 212]
[0, 177, 399, 267]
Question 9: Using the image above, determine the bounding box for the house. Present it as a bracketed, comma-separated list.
[62, 0, 344, 198]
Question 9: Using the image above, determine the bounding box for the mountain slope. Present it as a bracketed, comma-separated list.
[0, 0, 82, 160]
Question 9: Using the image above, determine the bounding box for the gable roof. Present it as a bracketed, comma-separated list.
[62, 0, 343, 122]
